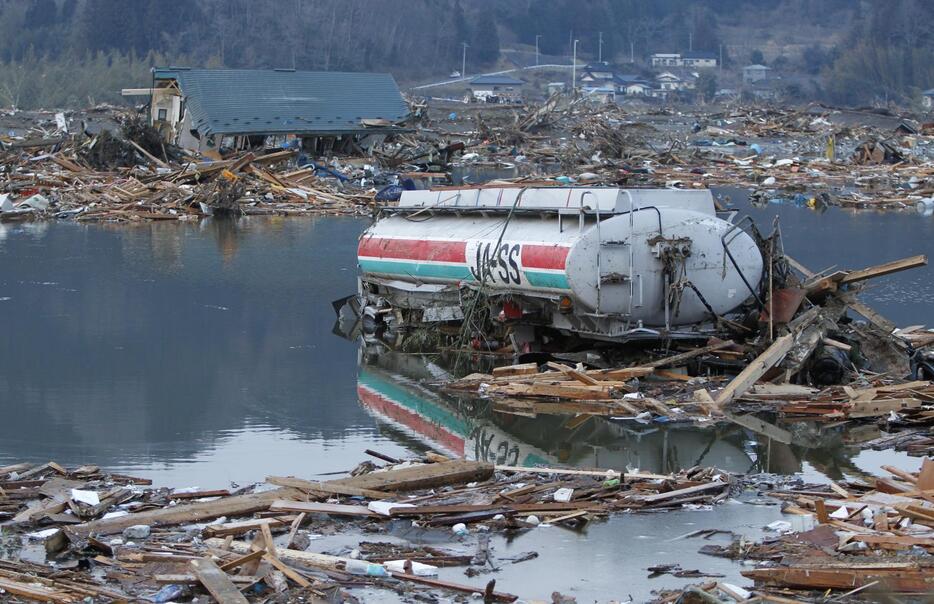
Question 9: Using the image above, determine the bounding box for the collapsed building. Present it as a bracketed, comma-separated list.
[122, 67, 410, 154]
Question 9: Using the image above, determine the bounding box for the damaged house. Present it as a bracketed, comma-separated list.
[122, 67, 409, 154]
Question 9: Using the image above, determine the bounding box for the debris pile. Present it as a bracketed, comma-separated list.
[0, 456, 739, 602]
[0, 110, 384, 223]
[654, 459, 934, 602]
[444, 253, 933, 451]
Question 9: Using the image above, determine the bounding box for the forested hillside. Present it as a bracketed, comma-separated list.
[0, 0, 931, 109]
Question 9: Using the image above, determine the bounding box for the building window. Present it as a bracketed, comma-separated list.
[157, 108, 167, 121]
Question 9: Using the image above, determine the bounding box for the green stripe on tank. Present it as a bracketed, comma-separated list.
[360, 259, 475, 281]
[359, 370, 469, 436]
[524, 271, 570, 290]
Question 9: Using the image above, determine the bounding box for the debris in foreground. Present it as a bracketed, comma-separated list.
[0, 457, 736, 602]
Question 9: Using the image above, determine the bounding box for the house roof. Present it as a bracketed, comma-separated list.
[683, 50, 718, 60]
[152, 67, 409, 137]
[743, 64, 772, 71]
[923, 89, 934, 96]
[470, 75, 524, 86]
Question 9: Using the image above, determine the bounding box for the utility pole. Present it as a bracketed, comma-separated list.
[630, 41, 634, 63]
[571, 39, 579, 91]
[598, 31, 603, 63]
[461, 43, 468, 78]
[535, 34, 541, 66]
[689, 32, 693, 52]
[719, 44, 723, 72]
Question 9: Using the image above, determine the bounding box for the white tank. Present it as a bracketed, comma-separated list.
[358, 187, 763, 328]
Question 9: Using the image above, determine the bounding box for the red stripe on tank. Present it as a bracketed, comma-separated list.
[358, 386, 465, 456]
[358, 237, 467, 263]
[521, 245, 569, 270]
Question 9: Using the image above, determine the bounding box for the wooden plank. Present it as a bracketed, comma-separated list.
[545, 361, 601, 385]
[172, 489, 231, 499]
[722, 412, 793, 445]
[189, 558, 250, 604]
[389, 572, 518, 602]
[265, 476, 389, 499]
[0, 577, 74, 603]
[70, 487, 299, 536]
[495, 465, 670, 481]
[846, 299, 897, 333]
[643, 340, 735, 369]
[388, 502, 592, 516]
[154, 574, 259, 585]
[715, 334, 795, 406]
[218, 549, 265, 572]
[634, 481, 727, 504]
[917, 457, 934, 492]
[584, 367, 655, 381]
[264, 554, 312, 588]
[492, 363, 539, 377]
[206, 538, 349, 571]
[326, 460, 493, 493]
[286, 512, 306, 549]
[840, 254, 927, 285]
[848, 398, 921, 418]
[487, 382, 617, 399]
[269, 500, 376, 518]
[742, 566, 931, 592]
[202, 516, 295, 538]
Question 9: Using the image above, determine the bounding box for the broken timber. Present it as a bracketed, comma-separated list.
[715, 334, 794, 406]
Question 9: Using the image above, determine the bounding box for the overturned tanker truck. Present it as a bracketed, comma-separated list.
[342, 186, 777, 352]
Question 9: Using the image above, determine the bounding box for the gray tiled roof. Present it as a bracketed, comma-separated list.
[154, 68, 408, 136]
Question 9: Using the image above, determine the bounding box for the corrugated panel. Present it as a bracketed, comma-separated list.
[171, 69, 409, 136]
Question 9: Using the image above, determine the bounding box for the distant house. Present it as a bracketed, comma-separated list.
[651, 53, 682, 68]
[579, 62, 617, 86]
[681, 50, 718, 68]
[122, 67, 409, 153]
[656, 72, 684, 91]
[743, 64, 772, 83]
[923, 89, 934, 109]
[650, 52, 718, 68]
[623, 81, 653, 95]
[469, 75, 524, 103]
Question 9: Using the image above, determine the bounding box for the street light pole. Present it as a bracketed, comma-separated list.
[571, 39, 579, 92]
[535, 34, 541, 66]
[598, 31, 603, 63]
[461, 43, 468, 78]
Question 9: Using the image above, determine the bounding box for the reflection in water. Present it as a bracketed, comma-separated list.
[0, 217, 414, 487]
[356, 349, 885, 479]
[0, 199, 929, 489]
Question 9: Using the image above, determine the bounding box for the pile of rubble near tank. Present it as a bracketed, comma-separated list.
[446, 251, 933, 460]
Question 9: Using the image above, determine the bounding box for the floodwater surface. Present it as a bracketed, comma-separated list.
[0, 198, 930, 600]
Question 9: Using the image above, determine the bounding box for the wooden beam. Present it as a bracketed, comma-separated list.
[643, 340, 735, 369]
[545, 361, 601, 385]
[840, 254, 927, 285]
[269, 500, 376, 517]
[325, 460, 493, 493]
[265, 476, 389, 499]
[190, 558, 250, 604]
[70, 488, 299, 536]
[715, 334, 794, 406]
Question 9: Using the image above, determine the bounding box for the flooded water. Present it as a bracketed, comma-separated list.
[0, 197, 930, 600]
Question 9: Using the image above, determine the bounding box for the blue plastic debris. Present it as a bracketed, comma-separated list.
[448, 112, 458, 121]
[750, 143, 762, 154]
[375, 185, 404, 202]
[150, 584, 188, 603]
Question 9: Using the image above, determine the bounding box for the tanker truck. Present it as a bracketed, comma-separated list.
[346, 186, 767, 348]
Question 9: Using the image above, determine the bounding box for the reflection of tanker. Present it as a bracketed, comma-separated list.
[358, 351, 800, 475]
